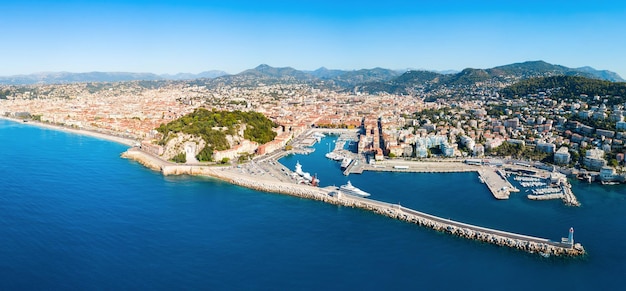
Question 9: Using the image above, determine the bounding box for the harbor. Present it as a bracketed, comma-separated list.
[122, 137, 587, 257]
[340, 156, 581, 206]
[361, 159, 521, 201]
[261, 128, 580, 205]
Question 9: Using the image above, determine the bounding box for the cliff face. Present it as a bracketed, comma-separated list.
[154, 109, 277, 162]
[161, 134, 206, 161]
[159, 131, 258, 163]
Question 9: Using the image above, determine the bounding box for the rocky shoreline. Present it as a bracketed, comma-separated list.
[122, 147, 586, 258]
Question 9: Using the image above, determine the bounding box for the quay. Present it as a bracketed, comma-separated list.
[364, 160, 519, 200]
[121, 147, 586, 257]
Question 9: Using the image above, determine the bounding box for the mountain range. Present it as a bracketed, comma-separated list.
[352, 61, 625, 94]
[0, 61, 623, 90]
[0, 70, 229, 85]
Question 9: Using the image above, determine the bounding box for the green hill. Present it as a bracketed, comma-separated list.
[444, 68, 492, 86]
[156, 108, 277, 161]
[500, 76, 626, 104]
[354, 61, 624, 95]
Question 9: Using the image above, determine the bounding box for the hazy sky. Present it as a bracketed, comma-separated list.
[2, 0, 625, 77]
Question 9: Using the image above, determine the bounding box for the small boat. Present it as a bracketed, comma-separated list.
[601, 181, 620, 185]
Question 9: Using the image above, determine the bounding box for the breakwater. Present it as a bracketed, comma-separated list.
[337, 196, 584, 257]
[122, 148, 585, 257]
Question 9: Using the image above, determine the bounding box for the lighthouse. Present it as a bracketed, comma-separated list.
[568, 227, 574, 245]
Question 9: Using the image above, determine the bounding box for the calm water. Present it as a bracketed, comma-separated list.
[1, 120, 625, 290]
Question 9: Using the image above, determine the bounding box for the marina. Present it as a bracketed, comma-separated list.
[361, 159, 520, 201]
[121, 129, 587, 257]
[289, 129, 584, 207]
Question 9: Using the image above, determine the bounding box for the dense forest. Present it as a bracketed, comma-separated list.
[156, 108, 277, 161]
[500, 76, 626, 105]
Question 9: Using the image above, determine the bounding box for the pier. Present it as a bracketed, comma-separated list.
[335, 194, 584, 257]
[477, 168, 518, 199]
[343, 156, 364, 175]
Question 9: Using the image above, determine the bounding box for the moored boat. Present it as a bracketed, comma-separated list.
[339, 181, 370, 197]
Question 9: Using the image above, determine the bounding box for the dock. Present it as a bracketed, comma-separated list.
[343, 157, 364, 175]
[477, 167, 518, 199]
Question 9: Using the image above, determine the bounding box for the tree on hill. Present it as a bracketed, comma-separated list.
[501, 76, 626, 105]
[156, 108, 277, 161]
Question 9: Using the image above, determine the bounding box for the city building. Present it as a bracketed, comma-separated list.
[599, 166, 620, 182]
[583, 148, 607, 171]
[536, 142, 556, 154]
[554, 147, 571, 165]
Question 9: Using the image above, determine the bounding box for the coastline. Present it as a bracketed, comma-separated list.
[121, 147, 585, 257]
[0, 118, 585, 257]
[0, 116, 138, 147]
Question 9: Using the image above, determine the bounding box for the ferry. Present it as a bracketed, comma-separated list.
[339, 181, 371, 197]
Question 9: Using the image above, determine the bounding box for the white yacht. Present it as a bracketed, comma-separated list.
[339, 181, 370, 197]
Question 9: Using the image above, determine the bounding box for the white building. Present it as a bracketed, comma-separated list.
[414, 135, 455, 158]
[554, 147, 571, 165]
[599, 166, 620, 182]
[583, 148, 607, 171]
[460, 135, 475, 152]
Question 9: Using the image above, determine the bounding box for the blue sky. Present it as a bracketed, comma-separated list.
[1, 0, 625, 77]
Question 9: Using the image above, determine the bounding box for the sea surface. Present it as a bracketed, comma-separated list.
[1, 120, 625, 290]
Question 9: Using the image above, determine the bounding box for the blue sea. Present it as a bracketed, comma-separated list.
[1, 120, 625, 290]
